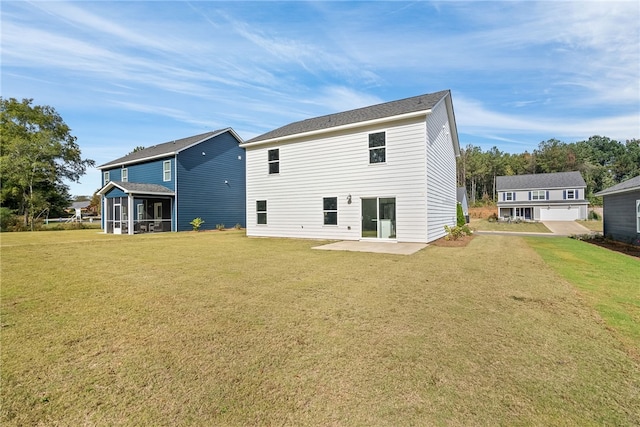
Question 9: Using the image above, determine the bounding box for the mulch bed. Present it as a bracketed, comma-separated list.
[582, 239, 640, 258]
[431, 234, 476, 247]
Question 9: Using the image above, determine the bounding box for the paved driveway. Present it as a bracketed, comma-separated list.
[542, 221, 591, 236]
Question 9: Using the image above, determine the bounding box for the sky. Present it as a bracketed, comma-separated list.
[2, 0, 639, 197]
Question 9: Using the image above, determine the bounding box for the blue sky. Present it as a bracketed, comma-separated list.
[2, 1, 639, 197]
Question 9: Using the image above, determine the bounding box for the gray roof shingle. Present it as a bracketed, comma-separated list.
[98, 129, 235, 169]
[496, 171, 586, 191]
[595, 175, 640, 196]
[98, 181, 174, 196]
[245, 90, 451, 143]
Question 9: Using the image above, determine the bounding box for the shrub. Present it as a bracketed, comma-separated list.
[216, 223, 225, 231]
[456, 203, 465, 227]
[588, 210, 601, 220]
[444, 224, 472, 241]
[190, 217, 205, 231]
[0, 207, 17, 232]
[487, 212, 498, 223]
[234, 223, 242, 230]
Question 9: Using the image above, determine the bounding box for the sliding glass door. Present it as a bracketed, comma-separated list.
[361, 197, 396, 239]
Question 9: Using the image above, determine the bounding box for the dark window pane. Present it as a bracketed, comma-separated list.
[268, 149, 279, 161]
[370, 148, 385, 163]
[323, 197, 337, 211]
[257, 213, 267, 224]
[256, 200, 267, 212]
[324, 212, 337, 225]
[269, 162, 279, 174]
[369, 132, 385, 148]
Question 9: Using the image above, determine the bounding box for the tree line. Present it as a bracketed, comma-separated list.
[457, 136, 640, 205]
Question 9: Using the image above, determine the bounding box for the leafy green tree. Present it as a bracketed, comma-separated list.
[0, 98, 95, 230]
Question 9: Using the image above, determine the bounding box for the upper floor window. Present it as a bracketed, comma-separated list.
[268, 149, 279, 174]
[566, 190, 575, 199]
[257, 200, 267, 225]
[505, 192, 515, 201]
[121, 168, 128, 182]
[369, 132, 386, 164]
[104, 171, 110, 183]
[531, 190, 546, 200]
[323, 197, 338, 225]
[163, 160, 171, 182]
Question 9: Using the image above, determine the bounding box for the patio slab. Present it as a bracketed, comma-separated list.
[312, 240, 427, 255]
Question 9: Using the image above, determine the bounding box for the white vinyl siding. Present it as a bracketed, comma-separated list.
[425, 98, 458, 242]
[245, 116, 430, 242]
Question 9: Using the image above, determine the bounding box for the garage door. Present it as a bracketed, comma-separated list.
[539, 206, 580, 221]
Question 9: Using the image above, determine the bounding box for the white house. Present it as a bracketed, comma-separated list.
[240, 90, 460, 243]
[496, 171, 589, 221]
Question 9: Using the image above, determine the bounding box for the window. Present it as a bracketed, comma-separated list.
[163, 160, 171, 182]
[636, 200, 640, 233]
[121, 168, 128, 182]
[268, 149, 279, 174]
[369, 132, 386, 164]
[566, 190, 575, 199]
[505, 192, 514, 201]
[323, 197, 338, 225]
[532, 190, 546, 200]
[257, 200, 267, 225]
[104, 171, 110, 183]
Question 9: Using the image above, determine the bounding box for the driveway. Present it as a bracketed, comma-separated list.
[542, 221, 591, 236]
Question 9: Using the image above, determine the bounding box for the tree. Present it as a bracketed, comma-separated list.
[128, 146, 146, 155]
[0, 98, 95, 230]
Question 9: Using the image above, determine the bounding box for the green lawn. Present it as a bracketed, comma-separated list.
[526, 236, 639, 357]
[1, 230, 638, 425]
[470, 218, 552, 233]
[576, 219, 604, 232]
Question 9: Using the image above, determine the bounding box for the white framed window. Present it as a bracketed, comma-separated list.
[532, 190, 546, 200]
[369, 132, 386, 164]
[268, 149, 279, 174]
[505, 192, 514, 201]
[104, 171, 110, 183]
[121, 168, 128, 182]
[566, 189, 575, 199]
[163, 160, 171, 182]
[257, 200, 267, 225]
[137, 203, 144, 221]
[323, 197, 338, 225]
[636, 200, 640, 233]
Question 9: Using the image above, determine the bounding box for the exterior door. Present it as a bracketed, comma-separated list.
[113, 202, 122, 234]
[361, 197, 396, 239]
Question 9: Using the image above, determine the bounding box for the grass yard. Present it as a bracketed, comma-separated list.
[1, 230, 639, 425]
[470, 218, 552, 233]
[526, 236, 639, 358]
[576, 219, 604, 232]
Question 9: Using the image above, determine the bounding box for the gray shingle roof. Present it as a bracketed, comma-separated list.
[496, 171, 586, 191]
[98, 129, 236, 169]
[245, 90, 451, 143]
[98, 181, 174, 196]
[595, 175, 640, 196]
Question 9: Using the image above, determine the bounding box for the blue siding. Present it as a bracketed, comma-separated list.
[104, 187, 127, 198]
[103, 159, 175, 189]
[176, 131, 246, 231]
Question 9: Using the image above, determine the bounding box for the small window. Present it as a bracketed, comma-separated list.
[121, 168, 128, 182]
[369, 132, 386, 164]
[163, 160, 171, 182]
[104, 171, 110, 183]
[636, 200, 640, 233]
[566, 190, 575, 199]
[268, 149, 279, 174]
[323, 197, 338, 225]
[505, 192, 514, 201]
[257, 200, 267, 225]
[532, 190, 546, 200]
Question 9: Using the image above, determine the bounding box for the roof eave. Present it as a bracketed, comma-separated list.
[98, 152, 178, 170]
[595, 186, 640, 197]
[240, 109, 431, 148]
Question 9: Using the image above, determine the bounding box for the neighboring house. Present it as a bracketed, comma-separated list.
[240, 90, 460, 243]
[97, 129, 245, 234]
[595, 175, 640, 245]
[457, 187, 469, 223]
[68, 201, 91, 220]
[496, 171, 588, 221]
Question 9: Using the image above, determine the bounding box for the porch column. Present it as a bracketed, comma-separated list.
[128, 194, 134, 235]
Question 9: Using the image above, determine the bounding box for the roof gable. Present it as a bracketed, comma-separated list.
[595, 175, 640, 196]
[244, 90, 451, 144]
[496, 171, 586, 191]
[97, 181, 175, 196]
[98, 128, 242, 169]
